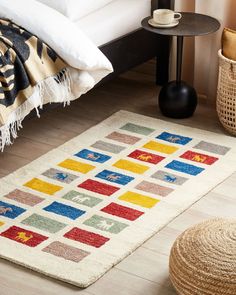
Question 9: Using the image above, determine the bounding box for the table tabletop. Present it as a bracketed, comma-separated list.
[141, 12, 221, 37]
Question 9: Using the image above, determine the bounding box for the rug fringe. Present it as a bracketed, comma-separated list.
[0, 68, 75, 152]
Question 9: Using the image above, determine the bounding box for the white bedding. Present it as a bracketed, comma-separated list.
[35, 0, 151, 47]
[76, 0, 151, 46]
[36, 0, 115, 21]
[0, 0, 113, 150]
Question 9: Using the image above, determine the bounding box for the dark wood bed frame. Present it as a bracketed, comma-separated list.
[99, 0, 174, 85]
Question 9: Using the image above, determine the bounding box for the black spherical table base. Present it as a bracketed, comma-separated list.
[159, 81, 198, 119]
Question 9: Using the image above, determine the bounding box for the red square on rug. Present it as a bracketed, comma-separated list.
[180, 151, 218, 165]
[128, 149, 165, 164]
[0, 226, 48, 247]
[64, 227, 109, 248]
[78, 179, 119, 196]
[101, 202, 144, 221]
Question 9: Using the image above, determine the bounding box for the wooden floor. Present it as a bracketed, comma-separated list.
[0, 61, 235, 295]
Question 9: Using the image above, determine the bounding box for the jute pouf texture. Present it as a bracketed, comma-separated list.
[169, 218, 236, 295]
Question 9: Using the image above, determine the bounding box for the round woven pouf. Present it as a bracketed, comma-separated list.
[169, 218, 236, 295]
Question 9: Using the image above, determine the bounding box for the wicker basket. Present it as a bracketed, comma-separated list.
[217, 50, 236, 135]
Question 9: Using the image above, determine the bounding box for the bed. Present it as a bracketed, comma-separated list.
[77, 0, 173, 84]
[37, 0, 174, 84]
[0, 0, 173, 150]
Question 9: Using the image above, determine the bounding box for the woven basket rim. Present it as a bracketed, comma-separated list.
[218, 49, 236, 64]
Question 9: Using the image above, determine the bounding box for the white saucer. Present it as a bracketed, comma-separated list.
[148, 18, 179, 28]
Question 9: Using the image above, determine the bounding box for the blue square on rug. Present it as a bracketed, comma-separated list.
[95, 170, 134, 185]
[44, 202, 86, 220]
[0, 201, 26, 219]
[75, 149, 111, 163]
[165, 160, 205, 176]
[156, 132, 192, 145]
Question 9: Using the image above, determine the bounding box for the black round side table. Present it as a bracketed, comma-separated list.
[141, 12, 220, 118]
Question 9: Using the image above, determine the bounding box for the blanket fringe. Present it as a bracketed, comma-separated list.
[0, 68, 75, 152]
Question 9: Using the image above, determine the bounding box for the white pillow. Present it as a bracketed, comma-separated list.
[37, 0, 114, 21]
[0, 0, 113, 72]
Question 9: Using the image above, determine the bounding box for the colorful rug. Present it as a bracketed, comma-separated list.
[0, 110, 236, 287]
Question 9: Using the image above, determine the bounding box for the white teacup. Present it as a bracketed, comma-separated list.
[153, 9, 182, 25]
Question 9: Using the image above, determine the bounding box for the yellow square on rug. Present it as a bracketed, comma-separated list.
[0, 110, 236, 287]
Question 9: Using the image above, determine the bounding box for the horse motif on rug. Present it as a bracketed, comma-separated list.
[167, 136, 181, 143]
[164, 174, 177, 183]
[192, 155, 207, 163]
[137, 154, 152, 161]
[0, 206, 13, 215]
[97, 220, 114, 231]
[106, 174, 120, 181]
[72, 195, 90, 204]
[15, 232, 33, 243]
[86, 153, 100, 161]
[56, 173, 68, 181]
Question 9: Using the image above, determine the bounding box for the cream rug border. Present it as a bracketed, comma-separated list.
[0, 110, 236, 287]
